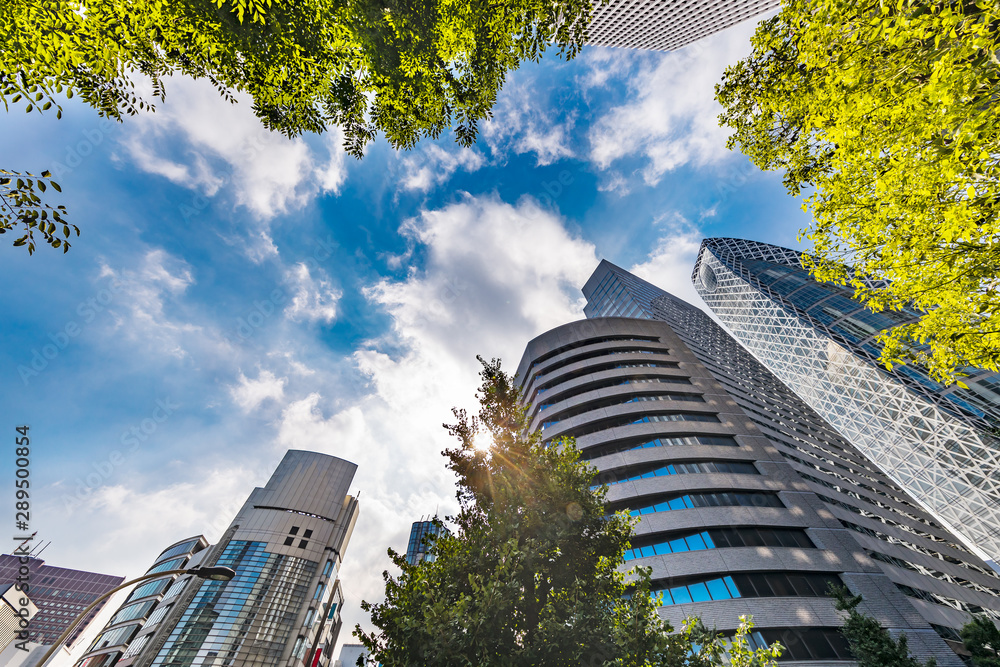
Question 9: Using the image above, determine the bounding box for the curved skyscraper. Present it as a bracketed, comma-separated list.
[692, 238, 1000, 563]
[76, 537, 209, 667]
[572, 259, 1000, 664]
[74, 450, 359, 667]
[517, 316, 983, 665]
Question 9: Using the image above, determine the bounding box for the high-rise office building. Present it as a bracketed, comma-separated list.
[334, 644, 367, 667]
[692, 238, 1000, 563]
[404, 519, 445, 566]
[73, 450, 359, 667]
[585, 0, 777, 51]
[515, 258, 1000, 664]
[0, 555, 123, 648]
[74, 536, 209, 667]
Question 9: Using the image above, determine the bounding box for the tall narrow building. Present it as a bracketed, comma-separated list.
[74, 537, 209, 667]
[692, 238, 1000, 563]
[513, 259, 1000, 664]
[404, 519, 445, 566]
[74, 450, 359, 667]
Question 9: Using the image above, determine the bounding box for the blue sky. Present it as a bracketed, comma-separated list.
[1, 16, 810, 650]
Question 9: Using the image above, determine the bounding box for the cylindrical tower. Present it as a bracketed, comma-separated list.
[517, 317, 964, 665]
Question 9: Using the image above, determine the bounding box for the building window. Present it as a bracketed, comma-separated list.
[299, 540, 309, 549]
[290, 526, 300, 535]
[652, 571, 842, 606]
[619, 491, 784, 517]
[292, 636, 306, 659]
[283, 537, 295, 546]
[303, 529, 313, 538]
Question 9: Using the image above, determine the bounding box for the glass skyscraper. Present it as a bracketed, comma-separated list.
[692, 238, 1000, 564]
[75, 450, 359, 667]
[562, 259, 1000, 664]
[75, 537, 209, 667]
[404, 519, 445, 566]
[586, 0, 779, 51]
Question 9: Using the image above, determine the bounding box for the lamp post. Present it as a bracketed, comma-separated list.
[36, 566, 235, 667]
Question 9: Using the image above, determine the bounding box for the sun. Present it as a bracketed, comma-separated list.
[472, 432, 492, 452]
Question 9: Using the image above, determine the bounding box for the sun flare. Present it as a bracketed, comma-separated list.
[472, 432, 492, 452]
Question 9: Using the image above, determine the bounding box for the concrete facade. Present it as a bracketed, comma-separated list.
[517, 316, 968, 665]
[73, 450, 359, 667]
[574, 259, 1000, 663]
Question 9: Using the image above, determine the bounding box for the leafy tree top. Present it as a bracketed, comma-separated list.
[356, 356, 783, 667]
[716, 0, 1000, 385]
[960, 615, 1000, 667]
[3, 0, 593, 156]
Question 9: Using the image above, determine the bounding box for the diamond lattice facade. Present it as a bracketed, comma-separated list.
[586, 0, 778, 51]
[692, 238, 1000, 564]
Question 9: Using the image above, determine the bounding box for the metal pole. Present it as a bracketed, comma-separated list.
[35, 569, 191, 667]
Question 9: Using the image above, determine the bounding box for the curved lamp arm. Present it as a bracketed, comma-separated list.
[37, 566, 234, 667]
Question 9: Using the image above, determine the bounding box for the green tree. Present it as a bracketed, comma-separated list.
[715, 0, 1000, 385]
[356, 356, 782, 666]
[1, 169, 76, 254]
[960, 615, 1000, 667]
[829, 585, 935, 667]
[4, 0, 592, 254]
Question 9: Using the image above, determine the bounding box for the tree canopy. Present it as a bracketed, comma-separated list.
[960, 615, 1000, 667]
[0, 169, 76, 254]
[2, 0, 592, 254]
[4, 0, 590, 154]
[830, 585, 935, 667]
[355, 357, 783, 666]
[716, 0, 1000, 385]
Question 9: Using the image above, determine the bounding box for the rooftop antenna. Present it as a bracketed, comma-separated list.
[32, 541, 51, 559]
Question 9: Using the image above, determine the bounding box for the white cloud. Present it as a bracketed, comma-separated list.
[628, 214, 708, 308]
[285, 263, 342, 323]
[269, 193, 599, 642]
[587, 21, 758, 185]
[47, 465, 261, 576]
[230, 369, 287, 412]
[120, 76, 349, 221]
[400, 144, 485, 192]
[317, 128, 349, 194]
[577, 47, 645, 91]
[101, 249, 210, 359]
[483, 80, 575, 166]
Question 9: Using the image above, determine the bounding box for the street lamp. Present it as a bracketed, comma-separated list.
[37, 565, 236, 667]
